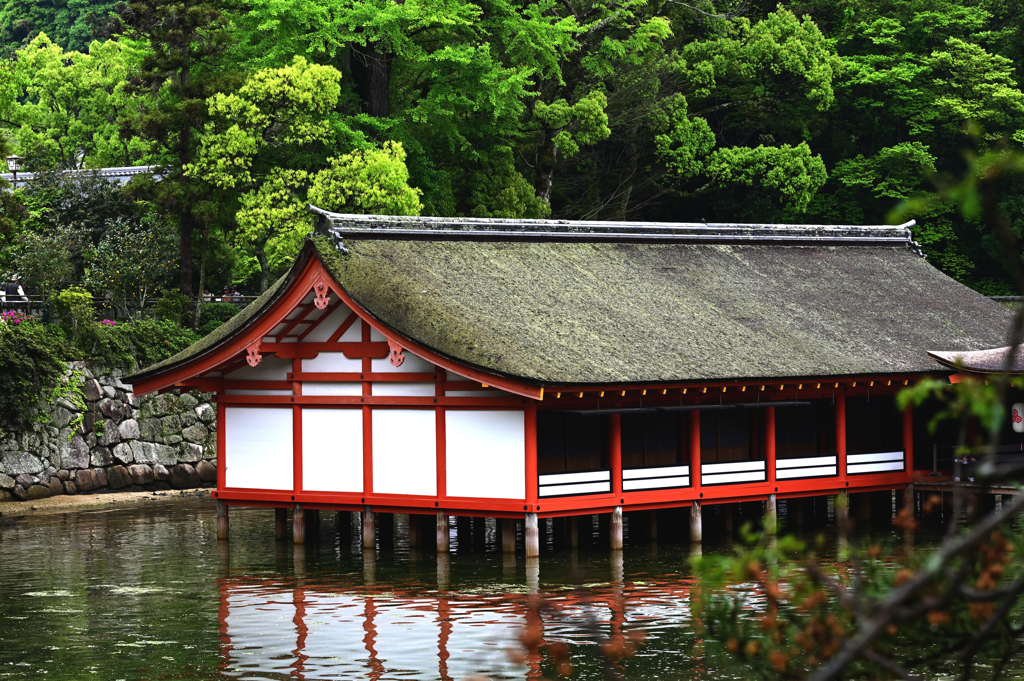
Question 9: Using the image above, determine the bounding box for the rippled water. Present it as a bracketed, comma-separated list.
[0, 499, 1009, 680]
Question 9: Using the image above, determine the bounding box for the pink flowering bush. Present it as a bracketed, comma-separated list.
[0, 310, 31, 325]
[99, 319, 116, 327]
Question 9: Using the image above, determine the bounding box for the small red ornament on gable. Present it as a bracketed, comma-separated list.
[246, 340, 263, 367]
[313, 281, 330, 310]
[388, 339, 405, 367]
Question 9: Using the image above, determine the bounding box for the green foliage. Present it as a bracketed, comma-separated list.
[308, 141, 423, 215]
[87, 215, 179, 317]
[196, 301, 239, 335]
[52, 284, 94, 335]
[0, 0, 117, 53]
[0, 320, 73, 426]
[152, 290, 192, 325]
[39, 368, 86, 437]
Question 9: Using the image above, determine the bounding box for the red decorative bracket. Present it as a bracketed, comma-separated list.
[388, 339, 405, 367]
[313, 281, 330, 310]
[246, 340, 263, 367]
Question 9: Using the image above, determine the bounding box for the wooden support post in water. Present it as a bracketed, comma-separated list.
[525, 513, 540, 558]
[216, 500, 229, 540]
[408, 514, 421, 548]
[293, 504, 305, 545]
[649, 510, 658, 541]
[610, 506, 623, 551]
[569, 516, 578, 548]
[436, 511, 450, 553]
[690, 501, 702, 542]
[501, 518, 516, 554]
[724, 505, 734, 534]
[275, 507, 287, 540]
[362, 506, 375, 550]
[835, 493, 848, 533]
[766, 494, 778, 535]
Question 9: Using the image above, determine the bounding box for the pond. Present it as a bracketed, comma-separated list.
[0, 499, 1015, 680]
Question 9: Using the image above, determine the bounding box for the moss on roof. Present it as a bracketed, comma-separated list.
[317, 237, 1012, 385]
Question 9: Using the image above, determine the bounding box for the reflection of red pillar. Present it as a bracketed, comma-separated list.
[291, 587, 308, 680]
[364, 598, 383, 680]
[217, 580, 232, 677]
[438, 597, 452, 681]
[525, 603, 544, 680]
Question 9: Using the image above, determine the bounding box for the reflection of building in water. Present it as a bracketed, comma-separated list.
[129, 214, 1013, 554]
[216, 575, 698, 680]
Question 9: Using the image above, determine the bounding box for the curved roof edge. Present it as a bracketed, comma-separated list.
[929, 346, 1024, 375]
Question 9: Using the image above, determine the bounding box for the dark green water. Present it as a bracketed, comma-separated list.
[0, 500, 1014, 680]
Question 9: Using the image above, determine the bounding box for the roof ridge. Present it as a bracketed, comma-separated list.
[308, 206, 921, 249]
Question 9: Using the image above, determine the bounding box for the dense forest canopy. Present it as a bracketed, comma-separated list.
[1, 0, 1023, 296]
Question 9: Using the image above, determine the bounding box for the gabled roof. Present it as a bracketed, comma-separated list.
[0, 165, 156, 188]
[129, 211, 1014, 392]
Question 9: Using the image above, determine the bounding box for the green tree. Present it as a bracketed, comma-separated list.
[186, 56, 342, 291]
[307, 141, 423, 216]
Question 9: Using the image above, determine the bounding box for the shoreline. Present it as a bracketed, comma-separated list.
[0, 488, 215, 517]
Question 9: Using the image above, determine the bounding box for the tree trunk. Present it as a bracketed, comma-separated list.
[536, 129, 558, 204]
[179, 211, 194, 297]
[256, 244, 270, 293]
[193, 226, 209, 327]
[367, 43, 390, 118]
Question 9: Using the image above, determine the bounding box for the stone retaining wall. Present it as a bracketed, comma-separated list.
[0, 362, 217, 502]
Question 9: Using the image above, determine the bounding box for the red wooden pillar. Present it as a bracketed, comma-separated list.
[903, 404, 914, 473]
[689, 410, 701, 488]
[765, 406, 776, 487]
[610, 413, 622, 497]
[835, 396, 847, 478]
[525, 406, 538, 506]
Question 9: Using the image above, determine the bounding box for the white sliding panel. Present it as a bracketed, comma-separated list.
[623, 465, 690, 491]
[302, 409, 363, 492]
[700, 460, 766, 486]
[372, 382, 436, 397]
[538, 470, 612, 497]
[303, 382, 362, 396]
[776, 455, 838, 480]
[445, 410, 525, 499]
[370, 353, 435, 373]
[225, 407, 293, 490]
[372, 409, 436, 496]
[847, 451, 904, 475]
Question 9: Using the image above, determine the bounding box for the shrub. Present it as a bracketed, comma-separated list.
[153, 290, 193, 325]
[0, 321, 73, 426]
[53, 285, 95, 335]
[197, 302, 239, 337]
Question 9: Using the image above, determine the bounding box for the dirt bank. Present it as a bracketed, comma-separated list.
[0, 488, 213, 518]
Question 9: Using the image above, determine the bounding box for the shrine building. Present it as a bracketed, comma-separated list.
[128, 211, 1013, 554]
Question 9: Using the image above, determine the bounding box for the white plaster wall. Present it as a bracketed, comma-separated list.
[371, 382, 436, 397]
[302, 409, 363, 492]
[302, 352, 362, 373]
[302, 382, 362, 396]
[445, 410, 525, 499]
[225, 407, 293, 490]
[225, 355, 291, 381]
[303, 304, 354, 342]
[371, 410, 436, 496]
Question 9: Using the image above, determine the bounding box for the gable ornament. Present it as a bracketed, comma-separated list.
[388, 339, 405, 367]
[246, 340, 263, 367]
[313, 281, 330, 310]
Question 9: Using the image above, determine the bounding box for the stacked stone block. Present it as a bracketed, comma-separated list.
[0, 363, 217, 502]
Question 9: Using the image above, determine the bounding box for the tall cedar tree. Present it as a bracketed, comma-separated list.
[93, 0, 235, 296]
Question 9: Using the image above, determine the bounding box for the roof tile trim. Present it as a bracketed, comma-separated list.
[308, 206, 924, 251]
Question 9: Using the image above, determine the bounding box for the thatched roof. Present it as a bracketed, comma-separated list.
[130, 212, 1014, 389]
[929, 346, 1024, 374]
